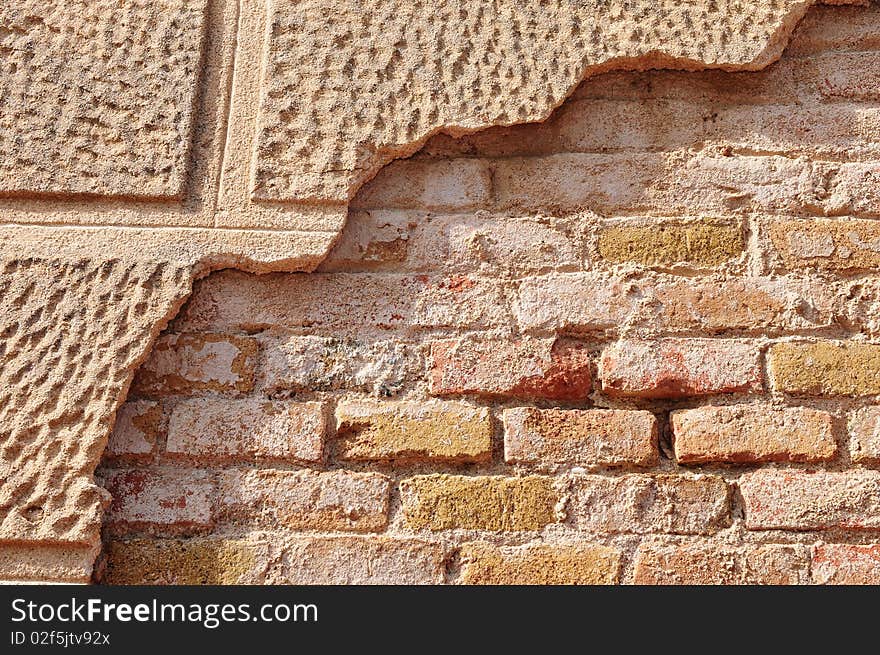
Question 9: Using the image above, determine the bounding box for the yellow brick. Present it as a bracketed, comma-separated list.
[768, 342, 880, 396]
[459, 542, 620, 584]
[335, 400, 492, 462]
[597, 220, 744, 267]
[400, 475, 558, 531]
[105, 539, 263, 585]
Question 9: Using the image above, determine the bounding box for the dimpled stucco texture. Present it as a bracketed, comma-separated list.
[0, 0, 208, 198]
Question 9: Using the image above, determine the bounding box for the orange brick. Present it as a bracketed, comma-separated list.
[740, 470, 880, 531]
[429, 337, 591, 401]
[812, 544, 880, 585]
[633, 542, 810, 585]
[503, 407, 658, 467]
[671, 404, 836, 464]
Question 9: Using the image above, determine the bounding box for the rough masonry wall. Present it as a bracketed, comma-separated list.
[98, 4, 880, 584]
[0, 0, 876, 583]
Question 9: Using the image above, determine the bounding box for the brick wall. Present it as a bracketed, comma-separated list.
[97, 4, 880, 585]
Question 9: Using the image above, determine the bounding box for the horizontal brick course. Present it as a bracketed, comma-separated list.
[459, 542, 620, 585]
[515, 273, 841, 335]
[599, 339, 763, 398]
[503, 407, 658, 467]
[740, 469, 880, 531]
[400, 474, 559, 532]
[671, 404, 836, 464]
[568, 474, 731, 535]
[429, 337, 592, 401]
[175, 271, 509, 333]
[335, 400, 492, 462]
[167, 399, 325, 463]
[633, 542, 810, 585]
[217, 469, 391, 533]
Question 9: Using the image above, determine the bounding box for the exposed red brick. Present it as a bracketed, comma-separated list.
[599, 339, 763, 398]
[102, 470, 214, 535]
[429, 337, 591, 401]
[166, 399, 326, 463]
[671, 404, 836, 464]
[740, 470, 880, 531]
[812, 544, 880, 585]
[503, 407, 658, 467]
[633, 542, 810, 585]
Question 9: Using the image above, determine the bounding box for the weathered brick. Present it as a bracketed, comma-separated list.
[787, 5, 880, 56]
[459, 542, 620, 585]
[768, 341, 880, 396]
[516, 274, 840, 335]
[827, 163, 880, 217]
[649, 276, 840, 334]
[217, 469, 391, 532]
[131, 333, 257, 397]
[102, 470, 214, 534]
[568, 474, 731, 535]
[849, 406, 880, 464]
[671, 404, 837, 464]
[599, 339, 762, 399]
[0, 544, 97, 583]
[167, 399, 325, 463]
[707, 104, 880, 160]
[572, 60, 812, 105]
[335, 400, 492, 463]
[258, 334, 421, 396]
[105, 401, 162, 462]
[597, 220, 744, 268]
[740, 470, 880, 531]
[818, 52, 880, 102]
[175, 270, 509, 333]
[493, 153, 664, 214]
[279, 536, 445, 585]
[321, 213, 581, 276]
[351, 158, 492, 211]
[317, 210, 411, 270]
[770, 218, 880, 272]
[400, 475, 559, 531]
[514, 273, 641, 334]
[406, 215, 581, 277]
[105, 539, 267, 585]
[633, 542, 810, 585]
[429, 337, 591, 400]
[503, 407, 658, 467]
[812, 544, 880, 585]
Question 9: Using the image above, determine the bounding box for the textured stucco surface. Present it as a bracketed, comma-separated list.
[0, 0, 871, 582]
